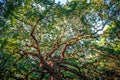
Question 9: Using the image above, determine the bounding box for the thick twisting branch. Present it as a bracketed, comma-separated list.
[61, 44, 68, 58]
[22, 16, 56, 76]
[29, 17, 44, 61]
[45, 34, 93, 60]
[30, 18, 41, 52]
[60, 34, 92, 58]
[45, 44, 61, 60]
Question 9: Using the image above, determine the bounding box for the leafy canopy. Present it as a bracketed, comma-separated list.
[0, 0, 120, 80]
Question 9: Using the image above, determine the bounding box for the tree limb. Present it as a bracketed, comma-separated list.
[59, 65, 89, 80]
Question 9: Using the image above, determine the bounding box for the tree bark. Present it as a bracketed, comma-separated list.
[49, 61, 62, 80]
[50, 73, 62, 80]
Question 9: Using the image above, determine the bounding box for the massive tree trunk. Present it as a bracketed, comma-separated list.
[50, 73, 62, 80]
[49, 61, 62, 80]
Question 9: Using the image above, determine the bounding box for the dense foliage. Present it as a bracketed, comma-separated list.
[0, 0, 120, 80]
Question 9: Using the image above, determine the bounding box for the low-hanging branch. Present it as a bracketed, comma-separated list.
[25, 69, 43, 80]
[59, 64, 89, 80]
